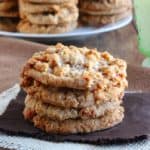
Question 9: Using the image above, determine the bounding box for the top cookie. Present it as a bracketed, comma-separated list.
[21, 43, 127, 90]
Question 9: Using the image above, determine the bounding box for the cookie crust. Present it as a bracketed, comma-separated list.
[0, 1, 17, 12]
[80, 6, 131, 16]
[0, 10, 19, 17]
[19, 0, 78, 15]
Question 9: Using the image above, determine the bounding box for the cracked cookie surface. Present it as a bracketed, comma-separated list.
[21, 43, 128, 90]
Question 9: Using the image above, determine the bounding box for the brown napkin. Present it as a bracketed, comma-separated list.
[0, 90, 149, 145]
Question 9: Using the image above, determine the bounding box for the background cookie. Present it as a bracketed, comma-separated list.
[79, 0, 132, 12]
[0, 10, 19, 17]
[17, 20, 77, 33]
[0, 1, 17, 11]
[0, 0, 18, 32]
[20, 4, 78, 25]
[79, 0, 132, 26]
[80, 10, 132, 26]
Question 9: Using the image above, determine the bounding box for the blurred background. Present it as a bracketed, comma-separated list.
[0, 0, 149, 66]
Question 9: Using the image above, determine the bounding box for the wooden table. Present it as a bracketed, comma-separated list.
[59, 22, 144, 66]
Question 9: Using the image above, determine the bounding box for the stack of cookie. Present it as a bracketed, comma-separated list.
[20, 43, 128, 134]
[0, 0, 19, 32]
[79, 0, 132, 26]
[18, 0, 79, 33]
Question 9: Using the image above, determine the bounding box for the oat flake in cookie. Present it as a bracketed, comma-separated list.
[21, 43, 128, 134]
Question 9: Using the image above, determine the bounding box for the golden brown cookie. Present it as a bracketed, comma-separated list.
[19, 2, 78, 25]
[79, 0, 132, 12]
[0, 17, 18, 32]
[19, 0, 78, 16]
[21, 43, 127, 90]
[80, 6, 131, 15]
[80, 9, 132, 26]
[21, 78, 124, 108]
[24, 106, 124, 134]
[17, 20, 77, 33]
[24, 94, 122, 121]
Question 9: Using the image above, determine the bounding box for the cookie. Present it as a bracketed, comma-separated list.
[0, 1, 17, 11]
[80, 9, 132, 26]
[24, 106, 124, 134]
[21, 78, 124, 108]
[24, 95, 78, 121]
[24, 95, 122, 121]
[79, 0, 132, 12]
[80, 6, 131, 16]
[21, 43, 127, 90]
[0, 17, 18, 32]
[23, 0, 78, 4]
[19, 3, 78, 25]
[19, 0, 78, 15]
[17, 20, 77, 33]
[0, 10, 19, 17]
